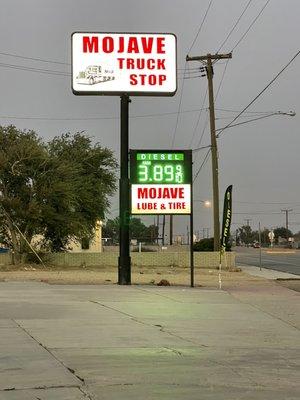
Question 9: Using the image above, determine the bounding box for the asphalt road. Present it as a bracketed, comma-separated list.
[235, 246, 300, 276]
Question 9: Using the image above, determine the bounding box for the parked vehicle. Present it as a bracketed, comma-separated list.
[76, 65, 115, 85]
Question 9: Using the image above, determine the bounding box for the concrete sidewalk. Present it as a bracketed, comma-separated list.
[240, 264, 300, 279]
[0, 281, 299, 399]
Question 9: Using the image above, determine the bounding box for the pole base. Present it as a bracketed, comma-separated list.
[118, 256, 131, 285]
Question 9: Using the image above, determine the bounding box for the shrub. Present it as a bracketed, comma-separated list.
[193, 238, 231, 252]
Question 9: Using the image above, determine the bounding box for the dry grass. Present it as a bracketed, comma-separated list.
[0, 263, 267, 289]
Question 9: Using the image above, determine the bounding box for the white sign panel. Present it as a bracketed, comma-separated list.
[131, 184, 191, 215]
[268, 231, 275, 240]
[72, 32, 177, 96]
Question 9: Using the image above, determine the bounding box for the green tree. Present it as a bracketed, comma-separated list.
[260, 228, 270, 246]
[273, 227, 293, 243]
[237, 225, 258, 245]
[130, 218, 158, 243]
[0, 126, 117, 260]
[193, 237, 231, 252]
[102, 217, 158, 244]
[102, 217, 120, 244]
[46, 133, 117, 251]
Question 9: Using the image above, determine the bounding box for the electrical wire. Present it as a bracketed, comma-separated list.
[0, 51, 70, 65]
[0, 61, 197, 81]
[187, 0, 214, 54]
[0, 108, 211, 122]
[192, 144, 211, 152]
[216, 113, 286, 132]
[231, 0, 271, 51]
[192, 58, 230, 179]
[216, 0, 253, 53]
[234, 212, 282, 215]
[0, 62, 70, 76]
[235, 201, 300, 205]
[215, 108, 275, 114]
[183, 75, 206, 80]
[178, 0, 275, 182]
[193, 148, 210, 183]
[171, 0, 213, 149]
[215, 59, 230, 100]
[171, 66, 187, 148]
[217, 49, 300, 138]
[188, 88, 208, 148]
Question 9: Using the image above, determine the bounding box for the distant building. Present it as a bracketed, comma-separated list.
[68, 220, 103, 252]
[31, 220, 103, 253]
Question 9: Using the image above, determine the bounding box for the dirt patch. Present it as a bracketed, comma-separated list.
[0, 264, 267, 289]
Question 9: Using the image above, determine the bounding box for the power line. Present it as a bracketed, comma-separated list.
[0, 62, 70, 76]
[216, 112, 292, 132]
[217, 49, 300, 138]
[188, 88, 208, 148]
[231, 0, 271, 51]
[215, 114, 274, 120]
[192, 0, 251, 178]
[215, 108, 275, 114]
[215, 59, 230, 99]
[195, 114, 210, 149]
[235, 201, 300, 205]
[192, 144, 211, 152]
[192, 59, 230, 179]
[171, 67, 187, 148]
[183, 75, 207, 80]
[0, 108, 212, 122]
[0, 51, 70, 65]
[171, 0, 213, 148]
[191, 32, 233, 181]
[193, 148, 210, 183]
[0, 51, 220, 73]
[188, 0, 214, 54]
[234, 212, 282, 215]
[0, 61, 196, 81]
[216, 0, 253, 53]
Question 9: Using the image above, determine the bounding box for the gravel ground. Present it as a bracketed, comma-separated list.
[0, 264, 271, 288]
[0, 264, 299, 291]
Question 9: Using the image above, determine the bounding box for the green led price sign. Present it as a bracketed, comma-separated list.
[130, 150, 192, 215]
[130, 150, 192, 184]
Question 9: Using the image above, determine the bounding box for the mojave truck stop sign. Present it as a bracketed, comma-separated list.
[130, 150, 192, 215]
[72, 32, 177, 96]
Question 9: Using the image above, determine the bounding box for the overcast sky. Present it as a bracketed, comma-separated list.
[1, 0, 300, 238]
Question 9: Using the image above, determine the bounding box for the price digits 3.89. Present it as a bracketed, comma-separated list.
[138, 163, 184, 183]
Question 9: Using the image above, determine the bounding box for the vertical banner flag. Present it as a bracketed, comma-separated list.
[221, 185, 233, 253]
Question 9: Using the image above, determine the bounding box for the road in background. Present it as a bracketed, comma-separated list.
[235, 246, 300, 276]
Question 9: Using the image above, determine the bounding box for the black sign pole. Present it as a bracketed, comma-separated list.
[190, 169, 194, 288]
[118, 94, 131, 285]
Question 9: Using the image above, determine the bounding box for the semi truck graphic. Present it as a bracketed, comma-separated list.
[76, 65, 115, 85]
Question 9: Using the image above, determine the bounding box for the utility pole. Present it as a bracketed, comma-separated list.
[186, 53, 232, 251]
[244, 218, 252, 227]
[281, 209, 293, 232]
